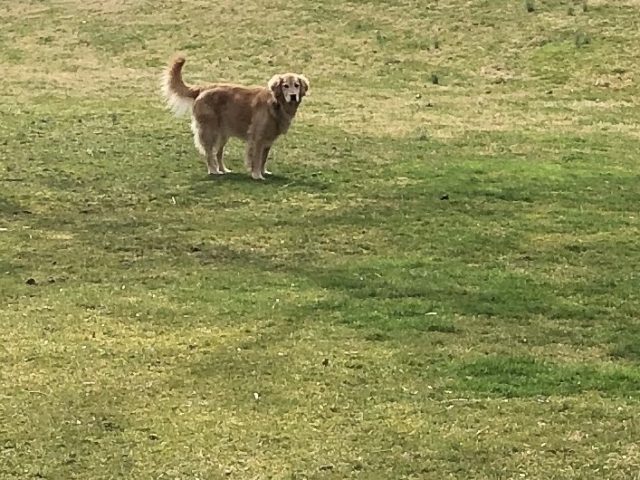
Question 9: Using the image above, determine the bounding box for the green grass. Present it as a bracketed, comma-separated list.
[2, 0, 640, 478]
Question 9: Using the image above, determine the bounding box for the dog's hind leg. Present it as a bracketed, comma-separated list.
[206, 149, 222, 175]
[215, 137, 231, 173]
[193, 119, 222, 175]
[192, 118, 218, 174]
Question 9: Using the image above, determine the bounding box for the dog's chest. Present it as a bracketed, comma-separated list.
[275, 102, 299, 130]
[262, 112, 292, 139]
[277, 116, 293, 135]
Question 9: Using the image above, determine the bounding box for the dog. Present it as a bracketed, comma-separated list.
[161, 56, 309, 180]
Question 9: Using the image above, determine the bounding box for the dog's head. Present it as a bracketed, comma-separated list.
[268, 73, 310, 105]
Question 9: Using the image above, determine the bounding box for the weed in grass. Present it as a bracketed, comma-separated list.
[525, 0, 535, 13]
[413, 126, 429, 141]
[575, 31, 592, 47]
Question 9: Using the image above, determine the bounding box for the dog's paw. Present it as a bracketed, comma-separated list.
[251, 172, 266, 181]
[262, 169, 273, 176]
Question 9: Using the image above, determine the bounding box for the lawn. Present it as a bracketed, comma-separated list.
[1, 0, 640, 478]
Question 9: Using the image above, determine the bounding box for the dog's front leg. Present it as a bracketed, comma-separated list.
[246, 142, 265, 180]
[260, 146, 272, 176]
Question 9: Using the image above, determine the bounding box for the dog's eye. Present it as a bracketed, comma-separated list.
[294, 83, 300, 88]
[283, 84, 289, 89]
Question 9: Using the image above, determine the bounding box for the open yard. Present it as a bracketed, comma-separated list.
[2, 0, 640, 478]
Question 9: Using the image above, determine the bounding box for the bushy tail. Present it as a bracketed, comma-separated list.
[161, 56, 202, 116]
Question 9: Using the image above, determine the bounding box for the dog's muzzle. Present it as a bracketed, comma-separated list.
[288, 95, 299, 103]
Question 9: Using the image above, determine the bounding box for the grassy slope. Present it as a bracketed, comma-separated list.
[1, 0, 640, 478]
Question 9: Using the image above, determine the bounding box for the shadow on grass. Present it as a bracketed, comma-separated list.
[608, 324, 640, 362]
[10, 126, 639, 341]
[186, 171, 331, 196]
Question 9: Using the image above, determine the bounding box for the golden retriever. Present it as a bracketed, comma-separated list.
[161, 56, 309, 180]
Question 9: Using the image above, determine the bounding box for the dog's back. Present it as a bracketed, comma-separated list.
[193, 86, 272, 141]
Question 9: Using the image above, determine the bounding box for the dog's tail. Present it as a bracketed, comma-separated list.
[161, 55, 202, 116]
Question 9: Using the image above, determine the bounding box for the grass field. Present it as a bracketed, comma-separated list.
[2, 0, 640, 478]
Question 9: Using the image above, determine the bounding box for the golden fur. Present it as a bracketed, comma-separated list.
[161, 56, 309, 179]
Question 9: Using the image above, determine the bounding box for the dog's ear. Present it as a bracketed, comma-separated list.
[268, 74, 282, 95]
[298, 74, 310, 96]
